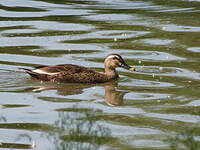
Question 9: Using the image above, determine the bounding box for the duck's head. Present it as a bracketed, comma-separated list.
[104, 54, 136, 71]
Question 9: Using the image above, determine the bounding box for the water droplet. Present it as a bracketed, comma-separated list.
[114, 38, 117, 41]
[162, 26, 166, 30]
[159, 67, 163, 71]
[32, 141, 36, 148]
[138, 60, 142, 64]
[152, 73, 155, 78]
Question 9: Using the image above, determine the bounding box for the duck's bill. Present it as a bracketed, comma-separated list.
[120, 63, 136, 71]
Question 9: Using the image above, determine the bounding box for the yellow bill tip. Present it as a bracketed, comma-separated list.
[129, 67, 136, 71]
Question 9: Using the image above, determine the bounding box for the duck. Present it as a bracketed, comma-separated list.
[19, 54, 136, 83]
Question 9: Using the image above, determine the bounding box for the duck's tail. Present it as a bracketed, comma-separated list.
[18, 67, 32, 72]
[18, 67, 44, 79]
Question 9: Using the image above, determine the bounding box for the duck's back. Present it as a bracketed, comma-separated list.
[51, 64, 107, 83]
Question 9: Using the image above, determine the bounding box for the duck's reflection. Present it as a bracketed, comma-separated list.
[32, 80, 126, 106]
[30, 81, 124, 149]
[104, 81, 125, 106]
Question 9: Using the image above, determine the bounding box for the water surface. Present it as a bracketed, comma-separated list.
[0, 0, 200, 149]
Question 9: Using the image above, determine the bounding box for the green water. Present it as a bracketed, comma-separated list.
[0, 0, 200, 149]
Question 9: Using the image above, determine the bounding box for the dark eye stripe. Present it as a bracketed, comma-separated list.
[113, 56, 124, 63]
[115, 54, 125, 62]
[113, 57, 119, 60]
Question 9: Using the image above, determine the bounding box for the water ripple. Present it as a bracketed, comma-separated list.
[125, 92, 171, 101]
[137, 66, 200, 80]
[162, 24, 200, 32]
[120, 79, 175, 88]
[0, 21, 94, 31]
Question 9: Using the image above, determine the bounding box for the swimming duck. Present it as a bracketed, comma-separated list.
[20, 54, 136, 83]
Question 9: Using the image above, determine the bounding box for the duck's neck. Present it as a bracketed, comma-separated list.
[104, 67, 119, 80]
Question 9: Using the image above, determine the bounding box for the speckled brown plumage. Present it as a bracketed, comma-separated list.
[20, 54, 135, 83]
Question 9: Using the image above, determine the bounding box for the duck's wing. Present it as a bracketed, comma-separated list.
[19, 64, 92, 81]
[32, 64, 89, 75]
